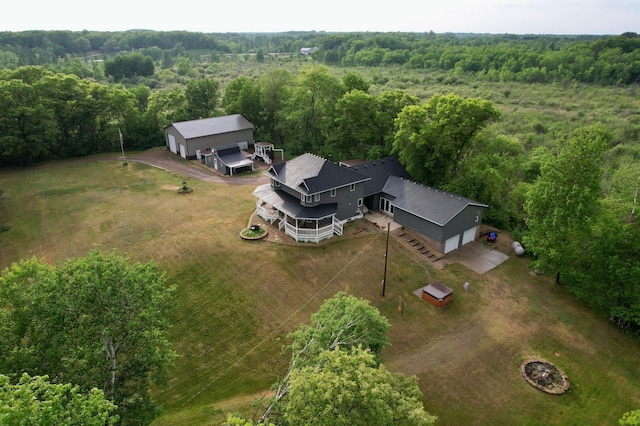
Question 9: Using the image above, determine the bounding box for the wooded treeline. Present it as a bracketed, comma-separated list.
[1, 30, 640, 85]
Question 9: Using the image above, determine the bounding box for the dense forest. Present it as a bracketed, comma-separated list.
[1, 30, 640, 84]
[0, 29, 639, 338]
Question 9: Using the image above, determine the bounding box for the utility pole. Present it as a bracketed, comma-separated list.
[382, 222, 390, 297]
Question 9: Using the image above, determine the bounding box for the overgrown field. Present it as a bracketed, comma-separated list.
[0, 154, 638, 425]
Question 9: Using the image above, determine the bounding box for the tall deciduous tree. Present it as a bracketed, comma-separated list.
[223, 77, 264, 134]
[258, 292, 392, 423]
[523, 125, 609, 284]
[284, 347, 436, 426]
[0, 374, 117, 426]
[328, 89, 419, 161]
[184, 78, 220, 119]
[0, 248, 177, 425]
[283, 65, 344, 154]
[259, 68, 292, 146]
[445, 134, 526, 229]
[393, 93, 500, 186]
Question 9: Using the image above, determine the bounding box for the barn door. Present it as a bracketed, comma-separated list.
[179, 144, 186, 158]
[168, 134, 177, 153]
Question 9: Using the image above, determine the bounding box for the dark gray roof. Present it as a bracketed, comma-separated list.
[253, 184, 337, 219]
[169, 114, 253, 140]
[382, 176, 488, 226]
[350, 156, 413, 196]
[267, 153, 369, 195]
[215, 145, 253, 169]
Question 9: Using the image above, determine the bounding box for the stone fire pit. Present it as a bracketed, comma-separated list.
[520, 358, 570, 394]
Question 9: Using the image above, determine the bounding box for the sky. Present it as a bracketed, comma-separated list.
[2, 0, 638, 35]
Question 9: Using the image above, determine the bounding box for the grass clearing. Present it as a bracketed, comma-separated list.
[0, 152, 638, 425]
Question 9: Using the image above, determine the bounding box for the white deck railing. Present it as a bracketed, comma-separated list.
[256, 203, 279, 223]
[284, 222, 334, 243]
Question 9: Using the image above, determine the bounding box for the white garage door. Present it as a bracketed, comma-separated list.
[179, 144, 186, 158]
[168, 134, 177, 153]
[462, 226, 477, 245]
[444, 234, 460, 254]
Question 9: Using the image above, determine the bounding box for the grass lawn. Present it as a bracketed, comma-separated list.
[0, 153, 638, 425]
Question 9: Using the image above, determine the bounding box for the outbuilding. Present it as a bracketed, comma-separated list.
[421, 282, 454, 308]
[164, 114, 254, 160]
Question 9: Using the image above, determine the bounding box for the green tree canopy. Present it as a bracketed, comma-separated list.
[523, 125, 609, 284]
[184, 77, 220, 119]
[258, 292, 394, 423]
[393, 93, 500, 186]
[0, 248, 177, 424]
[284, 346, 436, 426]
[620, 410, 640, 426]
[0, 374, 117, 426]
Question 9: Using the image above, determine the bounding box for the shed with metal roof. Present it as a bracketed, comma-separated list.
[164, 114, 254, 160]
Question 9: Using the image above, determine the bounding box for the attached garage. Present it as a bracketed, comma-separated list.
[379, 175, 488, 255]
[444, 234, 460, 254]
[461, 226, 478, 246]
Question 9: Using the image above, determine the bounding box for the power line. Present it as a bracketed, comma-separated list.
[177, 230, 383, 410]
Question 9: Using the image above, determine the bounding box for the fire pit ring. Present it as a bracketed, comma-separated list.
[520, 358, 570, 394]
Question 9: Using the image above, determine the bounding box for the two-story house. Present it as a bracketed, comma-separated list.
[253, 153, 370, 242]
[254, 153, 489, 253]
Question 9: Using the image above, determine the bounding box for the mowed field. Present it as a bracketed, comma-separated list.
[0, 150, 639, 425]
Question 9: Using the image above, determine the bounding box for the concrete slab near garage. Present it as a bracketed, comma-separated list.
[437, 241, 510, 274]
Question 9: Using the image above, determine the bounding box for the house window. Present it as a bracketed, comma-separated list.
[331, 189, 336, 197]
[475, 211, 480, 223]
[357, 198, 363, 207]
[350, 183, 355, 192]
[306, 195, 312, 203]
[314, 193, 320, 202]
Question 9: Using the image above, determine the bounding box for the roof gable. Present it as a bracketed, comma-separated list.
[169, 114, 253, 140]
[383, 176, 488, 226]
[267, 153, 369, 194]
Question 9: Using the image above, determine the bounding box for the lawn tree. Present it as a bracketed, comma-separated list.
[523, 125, 609, 285]
[0, 248, 177, 425]
[258, 292, 392, 423]
[0, 374, 118, 426]
[284, 347, 436, 426]
[393, 93, 500, 187]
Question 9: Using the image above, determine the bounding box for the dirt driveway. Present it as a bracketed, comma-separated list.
[0, 148, 270, 186]
[126, 149, 270, 186]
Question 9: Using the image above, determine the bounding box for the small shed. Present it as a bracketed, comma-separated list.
[421, 282, 454, 308]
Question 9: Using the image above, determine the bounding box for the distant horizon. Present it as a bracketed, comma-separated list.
[0, 28, 628, 37]
[2, 0, 637, 36]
